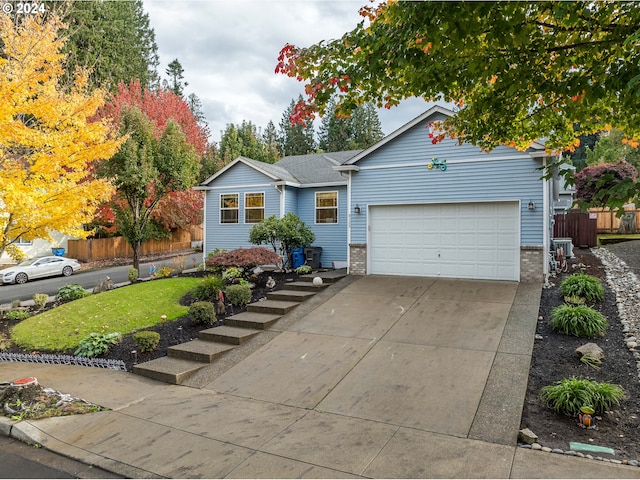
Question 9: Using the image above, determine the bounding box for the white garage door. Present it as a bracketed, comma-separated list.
[369, 202, 520, 281]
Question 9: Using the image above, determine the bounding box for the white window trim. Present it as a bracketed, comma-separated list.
[244, 192, 265, 224]
[13, 237, 33, 246]
[219, 192, 239, 225]
[315, 191, 339, 225]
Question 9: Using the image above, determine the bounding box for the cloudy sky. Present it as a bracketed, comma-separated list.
[143, 0, 433, 144]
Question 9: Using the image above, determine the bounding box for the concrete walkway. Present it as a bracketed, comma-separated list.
[2, 275, 640, 478]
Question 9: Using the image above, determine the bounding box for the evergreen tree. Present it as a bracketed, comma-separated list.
[262, 121, 281, 164]
[279, 96, 316, 156]
[318, 101, 383, 152]
[219, 124, 243, 164]
[349, 103, 384, 149]
[164, 58, 187, 97]
[55, 0, 159, 92]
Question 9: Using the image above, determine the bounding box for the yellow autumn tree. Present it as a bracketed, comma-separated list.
[0, 13, 122, 259]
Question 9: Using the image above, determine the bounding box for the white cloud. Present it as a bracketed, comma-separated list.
[144, 0, 433, 143]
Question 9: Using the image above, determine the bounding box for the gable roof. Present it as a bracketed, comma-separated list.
[199, 150, 361, 188]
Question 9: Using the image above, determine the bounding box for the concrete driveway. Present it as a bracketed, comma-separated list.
[6, 275, 638, 477]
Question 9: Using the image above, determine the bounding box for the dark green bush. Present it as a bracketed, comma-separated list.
[128, 268, 139, 283]
[550, 304, 608, 337]
[188, 301, 216, 325]
[559, 274, 604, 304]
[74, 332, 121, 358]
[133, 331, 161, 352]
[55, 284, 90, 303]
[191, 276, 225, 302]
[225, 284, 252, 306]
[539, 377, 625, 417]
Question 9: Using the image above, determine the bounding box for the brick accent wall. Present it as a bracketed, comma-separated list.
[520, 246, 544, 283]
[349, 243, 367, 275]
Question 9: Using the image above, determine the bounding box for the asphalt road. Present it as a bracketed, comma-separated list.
[0, 259, 183, 305]
[0, 436, 123, 479]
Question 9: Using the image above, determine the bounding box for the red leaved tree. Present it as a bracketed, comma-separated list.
[575, 161, 638, 209]
[94, 81, 209, 234]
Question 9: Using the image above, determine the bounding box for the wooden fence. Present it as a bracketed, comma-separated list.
[553, 212, 598, 248]
[588, 207, 640, 234]
[67, 228, 199, 262]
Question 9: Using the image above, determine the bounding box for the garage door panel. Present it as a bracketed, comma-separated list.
[369, 202, 519, 281]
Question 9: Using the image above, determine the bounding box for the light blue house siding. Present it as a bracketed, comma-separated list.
[204, 163, 280, 253]
[350, 118, 545, 247]
[296, 186, 348, 268]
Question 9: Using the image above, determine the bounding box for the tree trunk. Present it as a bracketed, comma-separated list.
[133, 240, 141, 272]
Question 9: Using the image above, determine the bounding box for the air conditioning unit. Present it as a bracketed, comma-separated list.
[553, 238, 574, 258]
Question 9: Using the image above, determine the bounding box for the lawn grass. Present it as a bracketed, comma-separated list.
[11, 277, 202, 352]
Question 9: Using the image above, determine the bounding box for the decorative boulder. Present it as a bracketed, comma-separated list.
[313, 276, 323, 286]
[575, 343, 605, 362]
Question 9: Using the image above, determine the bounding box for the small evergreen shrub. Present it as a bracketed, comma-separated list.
[225, 284, 252, 306]
[33, 293, 48, 310]
[74, 332, 122, 358]
[539, 377, 625, 417]
[550, 304, 608, 337]
[55, 284, 90, 302]
[222, 267, 244, 282]
[188, 301, 216, 325]
[133, 331, 161, 352]
[191, 276, 225, 302]
[4, 309, 30, 321]
[128, 267, 139, 283]
[559, 274, 604, 304]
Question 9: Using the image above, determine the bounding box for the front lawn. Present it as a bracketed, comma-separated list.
[11, 277, 201, 352]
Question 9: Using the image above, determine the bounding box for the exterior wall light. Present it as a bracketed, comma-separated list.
[528, 200, 535, 211]
[354, 204, 361, 214]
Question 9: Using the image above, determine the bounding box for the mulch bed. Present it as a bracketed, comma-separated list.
[520, 247, 640, 461]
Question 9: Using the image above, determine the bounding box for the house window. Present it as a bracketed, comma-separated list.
[316, 191, 338, 224]
[220, 193, 239, 224]
[13, 237, 32, 246]
[245, 192, 265, 224]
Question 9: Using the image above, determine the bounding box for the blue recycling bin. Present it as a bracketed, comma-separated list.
[292, 247, 305, 269]
[51, 248, 65, 257]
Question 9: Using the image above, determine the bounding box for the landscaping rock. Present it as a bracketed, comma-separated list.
[575, 342, 605, 362]
[518, 428, 538, 444]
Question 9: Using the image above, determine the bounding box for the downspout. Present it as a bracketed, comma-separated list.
[347, 171, 352, 274]
[201, 190, 207, 266]
[542, 156, 552, 282]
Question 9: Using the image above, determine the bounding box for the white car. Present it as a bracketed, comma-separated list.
[0, 256, 82, 284]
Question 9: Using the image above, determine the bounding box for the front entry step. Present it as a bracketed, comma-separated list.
[224, 312, 282, 330]
[266, 290, 316, 302]
[199, 325, 261, 345]
[132, 356, 206, 385]
[168, 339, 234, 362]
[247, 299, 299, 315]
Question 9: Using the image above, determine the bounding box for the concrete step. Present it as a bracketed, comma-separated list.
[132, 356, 205, 385]
[167, 339, 234, 362]
[300, 269, 347, 284]
[266, 289, 316, 302]
[199, 325, 261, 345]
[224, 311, 282, 330]
[286, 281, 328, 292]
[246, 299, 299, 315]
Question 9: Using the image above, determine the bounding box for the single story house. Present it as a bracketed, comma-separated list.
[198, 106, 557, 282]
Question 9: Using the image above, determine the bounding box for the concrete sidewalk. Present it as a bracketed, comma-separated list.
[2, 275, 640, 478]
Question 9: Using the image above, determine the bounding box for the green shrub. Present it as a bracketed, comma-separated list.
[191, 276, 225, 302]
[33, 293, 48, 310]
[188, 301, 216, 325]
[295, 265, 312, 274]
[128, 267, 139, 283]
[4, 309, 30, 321]
[225, 284, 252, 306]
[550, 304, 608, 337]
[539, 377, 625, 417]
[55, 284, 90, 303]
[74, 332, 122, 358]
[559, 274, 604, 304]
[222, 267, 244, 282]
[133, 331, 161, 352]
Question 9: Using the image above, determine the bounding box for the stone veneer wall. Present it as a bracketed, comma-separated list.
[520, 246, 545, 283]
[350, 243, 545, 282]
[349, 243, 367, 275]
